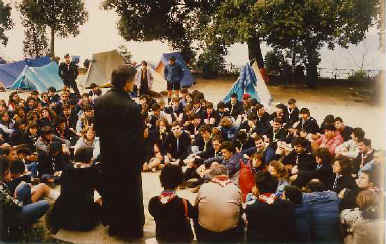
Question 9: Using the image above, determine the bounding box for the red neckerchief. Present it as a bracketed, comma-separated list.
[159, 190, 176, 204]
[258, 193, 276, 205]
[211, 175, 232, 187]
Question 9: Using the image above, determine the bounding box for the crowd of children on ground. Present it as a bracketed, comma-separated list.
[0, 75, 384, 243]
[141, 89, 384, 243]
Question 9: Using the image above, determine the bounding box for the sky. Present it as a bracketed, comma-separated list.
[1, 0, 385, 76]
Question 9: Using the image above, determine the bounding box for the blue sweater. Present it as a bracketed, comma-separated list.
[204, 152, 243, 177]
[164, 63, 183, 83]
[299, 191, 341, 242]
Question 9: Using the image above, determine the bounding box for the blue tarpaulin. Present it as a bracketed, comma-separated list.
[223, 63, 272, 107]
[0, 56, 51, 87]
[156, 52, 194, 87]
[24, 56, 51, 67]
[9, 62, 64, 92]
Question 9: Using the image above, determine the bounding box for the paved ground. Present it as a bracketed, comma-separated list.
[1, 75, 383, 243]
[52, 172, 197, 244]
[54, 77, 384, 244]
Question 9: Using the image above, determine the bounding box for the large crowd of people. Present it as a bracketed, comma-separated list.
[0, 55, 384, 243]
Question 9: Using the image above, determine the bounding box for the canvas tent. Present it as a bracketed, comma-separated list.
[84, 50, 126, 87]
[0, 56, 51, 88]
[155, 52, 194, 88]
[9, 62, 64, 92]
[223, 62, 273, 107]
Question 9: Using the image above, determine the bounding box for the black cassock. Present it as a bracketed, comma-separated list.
[95, 87, 145, 236]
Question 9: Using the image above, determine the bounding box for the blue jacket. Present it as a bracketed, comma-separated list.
[164, 63, 183, 83]
[220, 125, 238, 141]
[204, 152, 243, 178]
[294, 202, 312, 242]
[242, 145, 275, 166]
[301, 191, 341, 242]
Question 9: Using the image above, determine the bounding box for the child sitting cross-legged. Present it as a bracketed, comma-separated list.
[148, 164, 197, 243]
[8, 160, 58, 205]
[46, 146, 103, 234]
[0, 156, 50, 240]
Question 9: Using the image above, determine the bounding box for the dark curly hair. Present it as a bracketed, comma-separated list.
[334, 156, 352, 176]
[220, 141, 236, 154]
[314, 148, 333, 165]
[111, 65, 136, 89]
[159, 164, 183, 189]
[74, 146, 93, 163]
[0, 156, 10, 181]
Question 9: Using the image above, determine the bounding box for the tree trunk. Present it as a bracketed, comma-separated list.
[50, 27, 55, 57]
[247, 34, 264, 69]
[291, 42, 296, 82]
[247, 33, 270, 83]
[304, 47, 320, 88]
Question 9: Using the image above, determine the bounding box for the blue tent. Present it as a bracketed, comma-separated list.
[155, 52, 194, 87]
[223, 63, 273, 107]
[0, 56, 51, 87]
[72, 56, 80, 64]
[9, 62, 64, 92]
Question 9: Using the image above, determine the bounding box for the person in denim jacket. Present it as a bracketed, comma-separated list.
[164, 56, 183, 103]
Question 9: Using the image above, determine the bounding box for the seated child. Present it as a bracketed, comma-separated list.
[37, 142, 70, 183]
[142, 127, 163, 172]
[47, 146, 102, 233]
[7, 160, 31, 196]
[8, 160, 57, 205]
[0, 156, 49, 238]
[245, 171, 296, 242]
[148, 164, 197, 243]
[250, 152, 265, 173]
[24, 150, 39, 182]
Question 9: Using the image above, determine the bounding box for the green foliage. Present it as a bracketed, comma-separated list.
[102, 0, 222, 54]
[19, 0, 88, 56]
[264, 49, 286, 74]
[196, 50, 226, 78]
[348, 70, 370, 82]
[209, 0, 380, 76]
[104, 0, 381, 74]
[19, 0, 88, 38]
[0, 0, 13, 46]
[22, 18, 49, 58]
[180, 46, 197, 65]
[196, 34, 227, 78]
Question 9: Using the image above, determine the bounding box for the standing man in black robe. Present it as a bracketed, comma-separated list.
[94, 65, 145, 239]
[58, 54, 80, 95]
